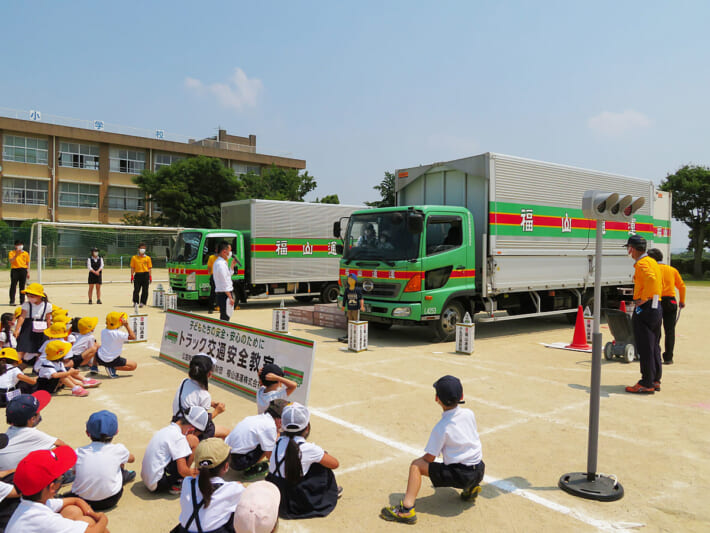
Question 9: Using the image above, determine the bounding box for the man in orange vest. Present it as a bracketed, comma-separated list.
[646, 248, 686, 365]
[8, 240, 30, 305]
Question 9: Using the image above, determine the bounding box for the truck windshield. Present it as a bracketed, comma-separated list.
[171, 231, 202, 263]
[344, 211, 420, 261]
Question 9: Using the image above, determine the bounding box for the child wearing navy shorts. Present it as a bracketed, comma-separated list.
[93, 312, 138, 378]
[380, 375, 485, 525]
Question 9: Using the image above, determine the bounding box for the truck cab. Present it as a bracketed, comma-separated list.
[168, 229, 245, 300]
[339, 206, 475, 340]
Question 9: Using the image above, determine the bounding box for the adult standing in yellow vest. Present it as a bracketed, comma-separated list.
[646, 248, 686, 365]
[8, 240, 30, 306]
[624, 235, 663, 394]
[130, 243, 152, 309]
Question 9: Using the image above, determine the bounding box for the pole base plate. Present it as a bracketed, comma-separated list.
[558, 472, 624, 502]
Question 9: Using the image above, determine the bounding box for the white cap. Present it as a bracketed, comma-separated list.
[184, 406, 208, 432]
[281, 402, 309, 432]
[234, 480, 280, 533]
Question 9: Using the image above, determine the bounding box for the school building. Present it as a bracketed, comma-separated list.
[0, 115, 306, 227]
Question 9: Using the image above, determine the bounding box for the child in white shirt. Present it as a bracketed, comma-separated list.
[256, 363, 297, 414]
[92, 312, 137, 379]
[0, 348, 37, 407]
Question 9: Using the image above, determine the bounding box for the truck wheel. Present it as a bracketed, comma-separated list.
[294, 296, 314, 303]
[320, 283, 340, 304]
[623, 344, 636, 363]
[430, 301, 464, 342]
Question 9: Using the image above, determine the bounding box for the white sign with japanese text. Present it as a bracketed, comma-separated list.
[127, 314, 148, 343]
[160, 310, 315, 405]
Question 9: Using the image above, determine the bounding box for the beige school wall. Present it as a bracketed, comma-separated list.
[7, 278, 709, 533]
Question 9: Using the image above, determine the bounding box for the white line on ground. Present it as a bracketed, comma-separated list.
[135, 388, 172, 395]
[310, 408, 644, 532]
[91, 390, 159, 435]
[337, 456, 400, 476]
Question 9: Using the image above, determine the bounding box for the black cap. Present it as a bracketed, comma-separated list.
[433, 375, 464, 406]
[260, 363, 284, 386]
[622, 234, 647, 250]
[90, 247, 99, 252]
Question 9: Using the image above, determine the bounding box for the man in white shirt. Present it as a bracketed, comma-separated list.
[213, 241, 235, 321]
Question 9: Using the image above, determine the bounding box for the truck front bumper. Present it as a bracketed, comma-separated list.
[362, 300, 423, 322]
[175, 290, 200, 301]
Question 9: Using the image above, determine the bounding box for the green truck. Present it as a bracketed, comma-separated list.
[335, 153, 672, 340]
[168, 199, 363, 304]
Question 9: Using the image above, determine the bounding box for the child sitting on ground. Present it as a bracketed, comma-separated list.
[266, 402, 341, 519]
[34, 340, 99, 397]
[66, 317, 99, 370]
[0, 348, 37, 406]
[175, 438, 245, 533]
[226, 399, 288, 479]
[256, 364, 297, 414]
[13, 283, 52, 369]
[141, 406, 208, 494]
[0, 313, 17, 349]
[6, 446, 109, 533]
[380, 375, 485, 525]
[172, 354, 228, 439]
[92, 312, 137, 379]
[71, 410, 136, 511]
[233, 480, 281, 533]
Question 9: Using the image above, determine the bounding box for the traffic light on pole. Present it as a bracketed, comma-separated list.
[582, 191, 645, 221]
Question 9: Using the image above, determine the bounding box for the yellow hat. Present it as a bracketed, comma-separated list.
[78, 317, 98, 335]
[0, 348, 19, 363]
[14, 307, 22, 319]
[51, 308, 68, 317]
[44, 321, 69, 339]
[106, 312, 127, 330]
[45, 340, 72, 361]
[21, 283, 45, 298]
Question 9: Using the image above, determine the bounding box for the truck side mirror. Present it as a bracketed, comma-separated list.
[335, 244, 343, 255]
[333, 221, 341, 238]
[408, 213, 424, 234]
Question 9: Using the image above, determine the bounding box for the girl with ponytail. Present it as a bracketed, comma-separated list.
[175, 438, 243, 533]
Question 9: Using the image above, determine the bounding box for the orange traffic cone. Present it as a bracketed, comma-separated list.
[619, 300, 627, 313]
[566, 305, 591, 350]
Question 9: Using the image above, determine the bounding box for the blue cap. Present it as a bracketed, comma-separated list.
[433, 375, 465, 406]
[86, 410, 118, 439]
[348, 273, 357, 280]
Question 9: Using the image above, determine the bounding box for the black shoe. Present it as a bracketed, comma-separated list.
[243, 461, 269, 479]
[88, 300, 92, 304]
[662, 360, 673, 365]
[337, 336, 348, 343]
[337, 486, 344, 499]
[97, 299, 102, 304]
[122, 470, 136, 484]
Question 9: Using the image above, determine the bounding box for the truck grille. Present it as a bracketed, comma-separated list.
[363, 282, 400, 298]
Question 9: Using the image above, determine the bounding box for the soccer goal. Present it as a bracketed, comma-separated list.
[29, 221, 184, 285]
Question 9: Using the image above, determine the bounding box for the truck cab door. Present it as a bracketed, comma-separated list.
[420, 213, 471, 316]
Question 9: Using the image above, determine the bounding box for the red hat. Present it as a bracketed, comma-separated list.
[14, 446, 77, 495]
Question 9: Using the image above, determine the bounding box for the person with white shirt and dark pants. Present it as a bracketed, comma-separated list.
[213, 242, 235, 322]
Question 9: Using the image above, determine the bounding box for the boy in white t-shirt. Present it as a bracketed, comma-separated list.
[380, 375, 485, 525]
[65, 317, 99, 370]
[141, 406, 207, 494]
[226, 399, 287, 479]
[6, 445, 109, 533]
[92, 312, 137, 379]
[256, 363, 297, 414]
[71, 410, 136, 510]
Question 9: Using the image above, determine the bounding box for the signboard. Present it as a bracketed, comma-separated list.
[348, 320, 368, 352]
[160, 309, 315, 405]
[455, 322, 474, 354]
[127, 314, 148, 343]
[272, 307, 289, 333]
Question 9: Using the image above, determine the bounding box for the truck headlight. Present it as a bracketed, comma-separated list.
[186, 272, 196, 291]
[392, 307, 412, 317]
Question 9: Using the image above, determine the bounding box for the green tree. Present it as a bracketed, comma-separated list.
[365, 171, 395, 207]
[239, 165, 317, 201]
[121, 212, 162, 226]
[659, 165, 710, 278]
[316, 194, 340, 204]
[0, 220, 11, 246]
[133, 156, 241, 228]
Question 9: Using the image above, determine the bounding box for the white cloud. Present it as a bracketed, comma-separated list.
[184, 68, 263, 112]
[587, 109, 653, 136]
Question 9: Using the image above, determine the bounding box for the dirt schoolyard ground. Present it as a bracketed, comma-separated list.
[6, 269, 709, 532]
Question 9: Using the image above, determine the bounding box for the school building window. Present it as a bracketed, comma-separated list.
[231, 162, 248, 175]
[1, 177, 48, 205]
[109, 148, 146, 174]
[2, 135, 49, 165]
[58, 182, 100, 208]
[59, 142, 100, 169]
[154, 152, 184, 170]
[108, 186, 145, 211]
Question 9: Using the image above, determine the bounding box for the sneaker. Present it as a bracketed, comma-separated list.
[461, 484, 482, 501]
[89, 364, 99, 374]
[72, 386, 89, 397]
[337, 486, 344, 499]
[139, 303, 145, 308]
[106, 366, 118, 379]
[169, 484, 182, 495]
[662, 360, 673, 365]
[244, 461, 269, 480]
[625, 382, 655, 394]
[653, 381, 661, 392]
[133, 304, 139, 314]
[380, 501, 417, 524]
[122, 470, 136, 484]
[97, 299, 102, 304]
[82, 378, 101, 388]
[88, 300, 92, 304]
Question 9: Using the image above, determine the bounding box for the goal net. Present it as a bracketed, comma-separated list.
[29, 222, 184, 285]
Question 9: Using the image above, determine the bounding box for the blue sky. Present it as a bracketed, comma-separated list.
[3, 1, 708, 250]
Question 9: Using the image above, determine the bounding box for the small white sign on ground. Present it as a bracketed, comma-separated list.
[272, 307, 289, 333]
[127, 314, 148, 343]
[160, 309, 315, 405]
[348, 321, 368, 352]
